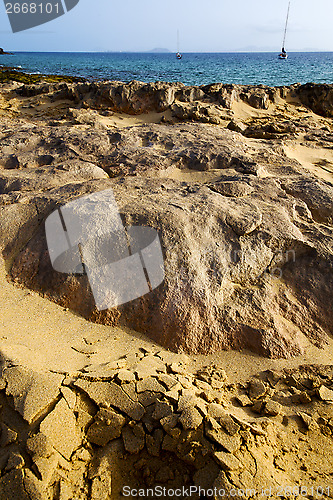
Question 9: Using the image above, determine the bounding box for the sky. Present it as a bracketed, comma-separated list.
[0, 0, 332, 53]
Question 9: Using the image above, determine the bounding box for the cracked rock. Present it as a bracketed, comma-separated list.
[197, 365, 228, 385]
[317, 385, 333, 402]
[134, 356, 166, 379]
[3, 366, 62, 424]
[298, 412, 320, 431]
[179, 407, 203, 430]
[122, 423, 145, 454]
[207, 404, 240, 435]
[0, 469, 30, 500]
[162, 434, 178, 453]
[152, 401, 173, 420]
[146, 429, 164, 457]
[155, 373, 179, 390]
[60, 387, 76, 410]
[164, 384, 182, 404]
[24, 469, 47, 500]
[160, 414, 179, 433]
[136, 378, 166, 394]
[39, 398, 81, 460]
[263, 400, 283, 416]
[236, 394, 253, 407]
[116, 369, 136, 384]
[87, 408, 126, 446]
[205, 417, 241, 453]
[34, 454, 59, 485]
[177, 390, 200, 412]
[248, 379, 267, 401]
[74, 379, 144, 420]
[138, 390, 162, 407]
[26, 433, 54, 459]
[5, 452, 24, 471]
[213, 451, 243, 471]
[0, 423, 17, 447]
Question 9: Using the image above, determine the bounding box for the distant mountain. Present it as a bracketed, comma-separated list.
[147, 48, 171, 53]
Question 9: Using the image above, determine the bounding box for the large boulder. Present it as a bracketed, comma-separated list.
[1, 122, 331, 359]
[9, 173, 333, 358]
[107, 81, 180, 114]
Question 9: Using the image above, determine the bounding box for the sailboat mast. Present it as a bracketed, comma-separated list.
[176, 29, 182, 59]
[282, 1, 291, 49]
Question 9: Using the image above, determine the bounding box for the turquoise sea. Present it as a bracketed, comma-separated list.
[1, 51, 333, 86]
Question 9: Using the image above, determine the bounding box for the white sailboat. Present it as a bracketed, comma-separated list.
[279, 1, 291, 59]
[176, 30, 182, 59]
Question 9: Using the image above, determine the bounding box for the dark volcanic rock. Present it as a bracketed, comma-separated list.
[0, 154, 20, 170]
[296, 83, 333, 118]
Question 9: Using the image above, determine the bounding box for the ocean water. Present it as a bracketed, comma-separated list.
[1, 51, 333, 87]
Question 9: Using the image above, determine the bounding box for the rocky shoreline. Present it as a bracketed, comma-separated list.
[0, 74, 332, 498]
[0, 65, 81, 85]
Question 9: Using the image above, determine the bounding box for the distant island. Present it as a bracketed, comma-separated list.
[147, 48, 171, 53]
[0, 47, 13, 55]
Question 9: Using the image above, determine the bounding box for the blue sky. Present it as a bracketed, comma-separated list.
[1, 0, 332, 52]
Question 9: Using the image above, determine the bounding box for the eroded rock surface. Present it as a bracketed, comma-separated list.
[0, 351, 332, 499]
[11, 79, 333, 119]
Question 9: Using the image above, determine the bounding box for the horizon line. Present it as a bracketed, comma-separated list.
[4, 50, 333, 54]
